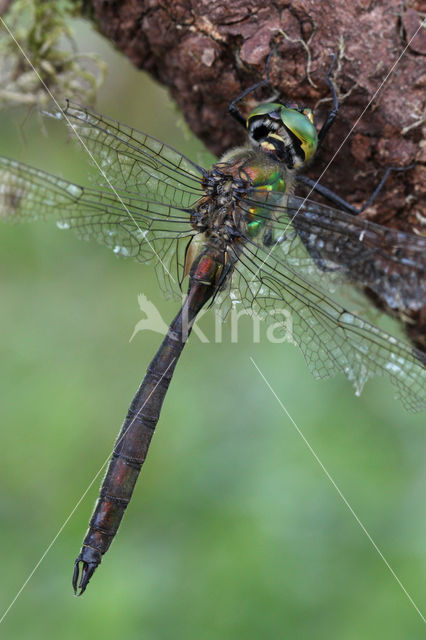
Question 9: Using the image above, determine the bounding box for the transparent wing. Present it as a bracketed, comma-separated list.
[46, 101, 206, 207]
[0, 156, 197, 297]
[223, 235, 425, 412]
[240, 191, 426, 313]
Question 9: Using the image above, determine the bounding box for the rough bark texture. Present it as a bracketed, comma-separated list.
[81, 0, 425, 346]
[83, 0, 425, 225]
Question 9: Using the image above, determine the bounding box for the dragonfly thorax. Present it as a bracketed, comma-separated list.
[186, 161, 262, 284]
[196, 166, 246, 239]
[194, 151, 291, 249]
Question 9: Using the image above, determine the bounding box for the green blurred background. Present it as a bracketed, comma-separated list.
[0, 18, 424, 640]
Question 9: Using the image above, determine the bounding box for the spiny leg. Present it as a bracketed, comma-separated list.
[317, 54, 339, 147]
[229, 51, 339, 141]
[228, 80, 271, 127]
[296, 164, 414, 215]
[228, 50, 277, 127]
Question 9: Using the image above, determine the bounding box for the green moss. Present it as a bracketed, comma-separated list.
[0, 0, 106, 108]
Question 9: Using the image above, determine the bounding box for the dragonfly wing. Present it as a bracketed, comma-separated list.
[0, 156, 195, 297]
[46, 102, 206, 208]
[226, 237, 425, 412]
[241, 192, 426, 313]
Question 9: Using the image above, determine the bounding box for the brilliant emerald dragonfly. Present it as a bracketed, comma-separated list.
[0, 77, 425, 595]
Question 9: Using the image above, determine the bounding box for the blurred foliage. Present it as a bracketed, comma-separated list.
[0, 0, 105, 108]
[0, 12, 424, 640]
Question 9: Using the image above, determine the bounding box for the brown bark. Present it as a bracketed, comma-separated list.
[83, 0, 425, 231]
[82, 0, 425, 347]
[3, 0, 424, 345]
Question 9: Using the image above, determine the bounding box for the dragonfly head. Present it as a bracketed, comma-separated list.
[246, 102, 318, 169]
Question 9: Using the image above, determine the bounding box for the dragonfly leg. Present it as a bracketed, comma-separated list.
[228, 79, 271, 127]
[228, 50, 277, 127]
[229, 51, 338, 138]
[295, 163, 414, 215]
[317, 54, 339, 147]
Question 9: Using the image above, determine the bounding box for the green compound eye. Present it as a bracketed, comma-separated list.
[279, 106, 318, 162]
[247, 102, 318, 164]
[247, 102, 284, 120]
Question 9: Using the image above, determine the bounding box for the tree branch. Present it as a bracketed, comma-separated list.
[83, 0, 425, 230]
[81, 0, 425, 348]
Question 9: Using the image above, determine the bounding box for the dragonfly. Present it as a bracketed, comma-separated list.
[0, 74, 425, 596]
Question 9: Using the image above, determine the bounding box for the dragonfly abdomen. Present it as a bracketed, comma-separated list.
[73, 335, 180, 595]
[72, 249, 225, 595]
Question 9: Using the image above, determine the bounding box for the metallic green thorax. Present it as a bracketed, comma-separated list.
[233, 100, 320, 238]
[241, 161, 287, 237]
[216, 98, 320, 242]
